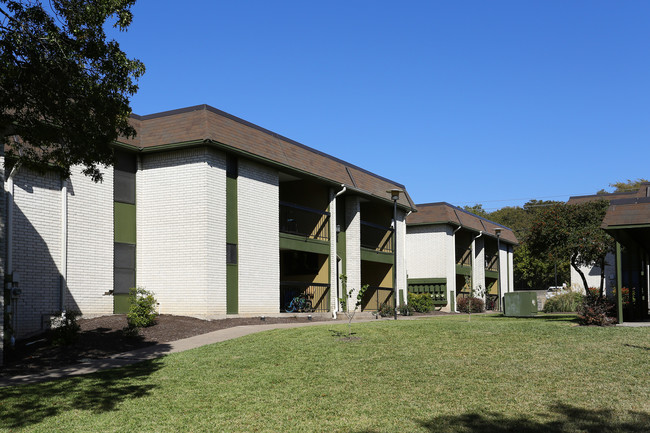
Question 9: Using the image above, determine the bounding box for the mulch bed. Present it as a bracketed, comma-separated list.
[0, 314, 329, 377]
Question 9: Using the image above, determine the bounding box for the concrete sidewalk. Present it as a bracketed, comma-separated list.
[0, 317, 384, 387]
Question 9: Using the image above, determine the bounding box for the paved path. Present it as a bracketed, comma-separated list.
[0, 317, 383, 387]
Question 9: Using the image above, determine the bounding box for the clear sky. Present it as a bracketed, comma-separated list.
[108, 0, 649, 211]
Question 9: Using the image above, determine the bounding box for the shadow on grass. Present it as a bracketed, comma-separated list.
[329, 329, 357, 338]
[482, 314, 580, 323]
[0, 358, 163, 429]
[410, 403, 650, 433]
[624, 343, 650, 351]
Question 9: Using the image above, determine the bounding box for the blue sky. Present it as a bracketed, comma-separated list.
[108, 1, 649, 210]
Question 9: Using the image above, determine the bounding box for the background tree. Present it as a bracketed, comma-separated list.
[527, 200, 614, 297]
[597, 178, 649, 194]
[0, 0, 144, 181]
[488, 200, 569, 290]
[462, 203, 488, 218]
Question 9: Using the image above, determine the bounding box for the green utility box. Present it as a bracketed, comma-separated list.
[504, 292, 538, 317]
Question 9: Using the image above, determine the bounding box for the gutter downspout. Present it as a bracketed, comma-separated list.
[60, 178, 68, 312]
[332, 184, 346, 319]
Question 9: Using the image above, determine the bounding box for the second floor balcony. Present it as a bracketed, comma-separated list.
[280, 201, 330, 241]
[361, 221, 393, 253]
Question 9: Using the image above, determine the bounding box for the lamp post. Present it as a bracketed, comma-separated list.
[387, 189, 403, 320]
[494, 227, 502, 312]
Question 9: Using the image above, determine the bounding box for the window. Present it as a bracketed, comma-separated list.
[226, 243, 238, 264]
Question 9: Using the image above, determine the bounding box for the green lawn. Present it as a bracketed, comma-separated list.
[1, 315, 649, 432]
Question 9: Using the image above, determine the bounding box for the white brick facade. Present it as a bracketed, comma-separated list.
[137, 148, 227, 316]
[472, 236, 486, 299]
[66, 166, 114, 315]
[328, 188, 339, 313]
[237, 160, 279, 315]
[4, 141, 412, 340]
[498, 244, 515, 294]
[8, 169, 62, 337]
[396, 210, 407, 306]
[344, 196, 361, 309]
[405, 225, 452, 279]
[405, 224, 457, 311]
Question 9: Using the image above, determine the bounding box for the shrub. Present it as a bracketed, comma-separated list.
[543, 292, 584, 313]
[456, 296, 484, 313]
[407, 293, 434, 313]
[378, 302, 395, 317]
[485, 296, 497, 311]
[50, 310, 81, 345]
[577, 296, 617, 326]
[127, 287, 158, 329]
[399, 303, 414, 316]
[613, 287, 634, 306]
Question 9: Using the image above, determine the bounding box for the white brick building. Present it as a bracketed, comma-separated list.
[2, 105, 416, 345]
[406, 203, 517, 312]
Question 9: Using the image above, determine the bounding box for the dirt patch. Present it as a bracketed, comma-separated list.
[1, 314, 328, 377]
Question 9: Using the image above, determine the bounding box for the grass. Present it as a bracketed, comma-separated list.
[1, 314, 649, 432]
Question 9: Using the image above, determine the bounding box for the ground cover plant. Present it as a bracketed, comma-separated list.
[543, 291, 584, 313]
[1, 315, 649, 432]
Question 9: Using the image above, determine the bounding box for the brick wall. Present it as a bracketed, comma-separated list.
[328, 187, 338, 313]
[9, 169, 62, 337]
[66, 165, 114, 315]
[137, 147, 227, 316]
[405, 225, 452, 279]
[472, 236, 486, 299]
[396, 210, 407, 306]
[446, 229, 457, 312]
[237, 159, 279, 314]
[344, 196, 361, 309]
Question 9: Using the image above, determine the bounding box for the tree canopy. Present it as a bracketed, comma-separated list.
[526, 200, 614, 296]
[0, 0, 144, 181]
[462, 203, 488, 218]
[488, 200, 568, 290]
[597, 178, 649, 195]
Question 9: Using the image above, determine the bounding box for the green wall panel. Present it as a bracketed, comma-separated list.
[114, 294, 130, 314]
[360, 248, 394, 264]
[227, 264, 238, 314]
[280, 233, 330, 255]
[226, 176, 238, 244]
[226, 165, 238, 314]
[114, 202, 136, 244]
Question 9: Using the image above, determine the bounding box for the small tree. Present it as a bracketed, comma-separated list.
[338, 274, 368, 338]
[527, 200, 614, 297]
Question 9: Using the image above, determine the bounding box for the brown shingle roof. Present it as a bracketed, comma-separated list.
[406, 202, 518, 244]
[567, 184, 650, 205]
[602, 198, 650, 228]
[121, 105, 414, 208]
